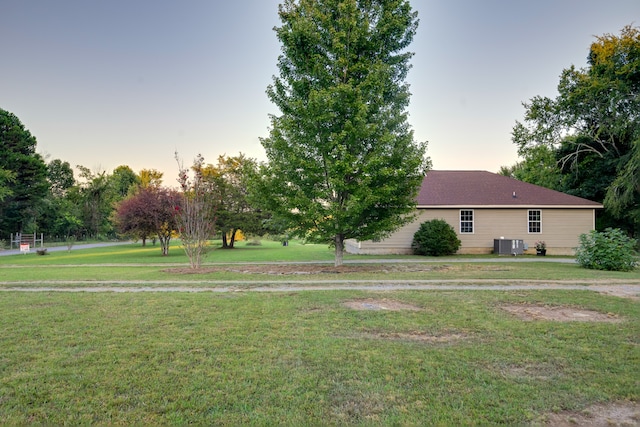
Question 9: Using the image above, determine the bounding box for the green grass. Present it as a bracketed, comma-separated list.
[0, 241, 638, 424]
[0, 290, 637, 424]
[1, 240, 338, 265]
[0, 238, 592, 265]
[0, 242, 640, 287]
[1, 240, 639, 285]
[1, 261, 639, 286]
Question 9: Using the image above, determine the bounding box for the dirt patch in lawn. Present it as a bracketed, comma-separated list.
[343, 298, 422, 311]
[164, 264, 454, 275]
[540, 401, 640, 426]
[501, 304, 622, 322]
[498, 362, 562, 381]
[358, 330, 468, 344]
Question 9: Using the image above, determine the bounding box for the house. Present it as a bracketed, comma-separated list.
[345, 170, 603, 256]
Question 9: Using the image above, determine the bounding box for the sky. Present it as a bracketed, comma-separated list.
[2, 1, 638, 186]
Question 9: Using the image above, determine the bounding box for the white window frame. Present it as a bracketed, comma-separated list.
[460, 209, 474, 234]
[528, 209, 542, 233]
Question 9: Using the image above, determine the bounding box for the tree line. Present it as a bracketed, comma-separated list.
[1, 1, 431, 268]
[0, 110, 265, 257]
[2, 1, 637, 267]
[501, 25, 639, 240]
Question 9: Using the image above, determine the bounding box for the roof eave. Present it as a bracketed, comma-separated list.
[416, 204, 604, 209]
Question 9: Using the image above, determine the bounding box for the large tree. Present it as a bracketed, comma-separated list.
[257, 0, 429, 266]
[0, 109, 49, 237]
[512, 25, 640, 236]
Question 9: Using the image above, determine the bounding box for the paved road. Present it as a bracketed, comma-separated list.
[0, 241, 132, 256]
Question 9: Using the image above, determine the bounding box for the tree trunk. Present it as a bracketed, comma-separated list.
[229, 228, 237, 249]
[159, 234, 170, 256]
[221, 232, 229, 249]
[334, 234, 344, 267]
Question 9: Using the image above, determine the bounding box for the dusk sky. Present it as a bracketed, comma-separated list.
[2, 1, 638, 185]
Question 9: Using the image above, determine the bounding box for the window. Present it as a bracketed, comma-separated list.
[528, 210, 541, 233]
[460, 210, 474, 233]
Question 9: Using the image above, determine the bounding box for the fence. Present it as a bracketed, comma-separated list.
[10, 233, 44, 250]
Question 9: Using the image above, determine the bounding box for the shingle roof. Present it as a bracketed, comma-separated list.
[416, 171, 603, 208]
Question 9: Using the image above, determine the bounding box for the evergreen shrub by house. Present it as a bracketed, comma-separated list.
[575, 228, 638, 271]
[412, 219, 461, 256]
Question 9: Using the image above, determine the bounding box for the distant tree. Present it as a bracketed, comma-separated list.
[0, 109, 49, 236]
[34, 159, 82, 240]
[115, 186, 179, 254]
[257, 0, 429, 266]
[202, 154, 264, 249]
[512, 25, 640, 236]
[498, 145, 563, 190]
[52, 198, 83, 239]
[110, 165, 140, 199]
[176, 153, 216, 268]
[47, 159, 75, 198]
[138, 168, 164, 189]
[76, 166, 115, 238]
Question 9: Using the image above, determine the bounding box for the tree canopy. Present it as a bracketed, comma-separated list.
[0, 109, 49, 236]
[257, 0, 430, 265]
[47, 159, 75, 198]
[115, 186, 179, 255]
[510, 25, 640, 237]
[0, 168, 16, 203]
[200, 154, 264, 249]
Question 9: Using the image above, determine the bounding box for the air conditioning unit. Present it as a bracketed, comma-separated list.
[494, 238, 524, 256]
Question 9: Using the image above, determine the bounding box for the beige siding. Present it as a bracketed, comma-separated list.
[345, 208, 596, 255]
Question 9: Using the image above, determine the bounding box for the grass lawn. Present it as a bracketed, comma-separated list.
[0, 241, 638, 424]
[0, 290, 638, 425]
[1, 240, 639, 285]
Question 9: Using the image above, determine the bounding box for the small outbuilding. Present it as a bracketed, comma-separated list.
[345, 170, 603, 255]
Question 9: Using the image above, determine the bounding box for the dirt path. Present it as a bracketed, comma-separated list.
[1, 282, 639, 299]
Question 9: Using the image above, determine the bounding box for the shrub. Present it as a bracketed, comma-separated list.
[575, 228, 638, 271]
[412, 219, 461, 256]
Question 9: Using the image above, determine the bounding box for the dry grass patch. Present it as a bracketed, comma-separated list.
[540, 401, 640, 426]
[343, 298, 422, 311]
[495, 362, 564, 381]
[164, 264, 455, 275]
[344, 298, 467, 343]
[358, 330, 468, 344]
[501, 304, 622, 322]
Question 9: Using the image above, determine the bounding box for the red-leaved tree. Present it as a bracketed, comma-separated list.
[115, 187, 179, 255]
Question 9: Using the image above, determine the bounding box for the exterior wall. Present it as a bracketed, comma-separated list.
[345, 208, 596, 255]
